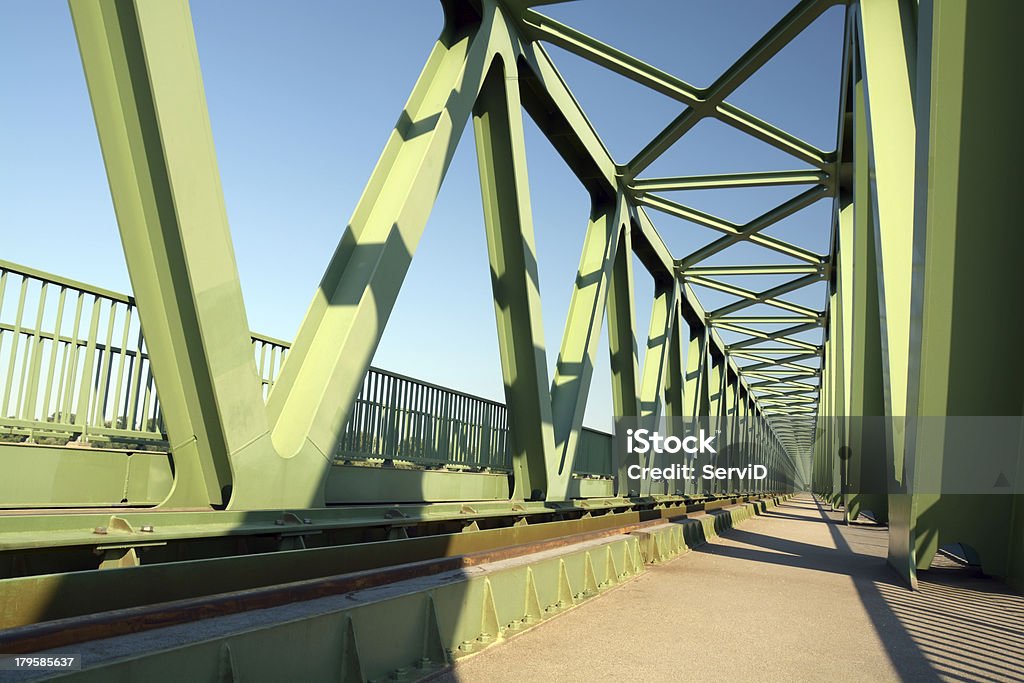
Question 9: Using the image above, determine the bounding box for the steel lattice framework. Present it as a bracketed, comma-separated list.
[1, 2, 1023, 675]
[56, 0, 855, 509]
[521, 0, 845, 471]
[4, 0, 1018, 593]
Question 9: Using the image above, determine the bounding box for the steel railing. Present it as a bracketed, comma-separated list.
[0, 260, 613, 476]
[0, 260, 162, 444]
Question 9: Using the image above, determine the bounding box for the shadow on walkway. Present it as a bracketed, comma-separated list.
[696, 495, 1024, 682]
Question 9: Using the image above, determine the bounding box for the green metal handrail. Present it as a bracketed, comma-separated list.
[0, 259, 160, 445]
[0, 260, 613, 476]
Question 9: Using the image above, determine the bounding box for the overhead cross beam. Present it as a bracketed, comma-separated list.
[630, 170, 829, 193]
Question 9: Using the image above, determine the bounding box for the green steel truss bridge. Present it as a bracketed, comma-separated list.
[0, 0, 1021, 680]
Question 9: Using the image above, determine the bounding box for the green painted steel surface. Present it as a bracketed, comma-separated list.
[2, 1, 1019, 675]
[897, 0, 1024, 588]
[812, 0, 1024, 592]
[6, 0, 1012, 594]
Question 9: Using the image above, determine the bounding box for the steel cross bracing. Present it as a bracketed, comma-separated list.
[47, 0, 850, 510]
[518, 0, 845, 469]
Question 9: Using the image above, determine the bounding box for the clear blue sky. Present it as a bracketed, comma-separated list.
[0, 1, 845, 432]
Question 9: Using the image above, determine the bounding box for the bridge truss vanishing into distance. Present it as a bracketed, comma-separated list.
[0, 0, 1021, 681]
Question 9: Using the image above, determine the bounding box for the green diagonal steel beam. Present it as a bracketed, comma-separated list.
[548, 195, 624, 499]
[683, 264, 822, 277]
[520, 9, 702, 105]
[742, 352, 822, 373]
[728, 321, 821, 351]
[260, 2, 495, 508]
[856, 0, 917, 478]
[733, 347, 824, 355]
[712, 316, 821, 326]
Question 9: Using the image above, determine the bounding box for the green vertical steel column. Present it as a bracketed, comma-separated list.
[638, 280, 677, 495]
[681, 318, 707, 497]
[737, 386, 749, 494]
[901, 0, 1024, 588]
[662, 291, 687, 495]
[607, 223, 641, 496]
[819, 319, 835, 503]
[723, 368, 737, 493]
[474, 53, 556, 501]
[682, 321, 709, 419]
[845, 72, 888, 523]
[837, 210, 857, 518]
[856, 0, 919, 584]
[706, 348, 724, 494]
[663, 292, 686, 420]
[69, 0, 273, 508]
[829, 285, 845, 506]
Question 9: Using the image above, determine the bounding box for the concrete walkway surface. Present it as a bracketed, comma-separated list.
[434, 493, 1024, 683]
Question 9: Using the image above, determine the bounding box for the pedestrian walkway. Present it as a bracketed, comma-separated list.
[436, 494, 1024, 682]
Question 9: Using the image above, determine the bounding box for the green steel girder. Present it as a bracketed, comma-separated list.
[840, 68, 888, 524]
[807, 0, 1024, 591]
[473, 33, 556, 502]
[683, 264, 822, 277]
[714, 316, 822, 326]
[263, 4, 500, 506]
[727, 321, 822, 351]
[855, 0, 917, 487]
[740, 352, 822, 373]
[626, 0, 839, 176]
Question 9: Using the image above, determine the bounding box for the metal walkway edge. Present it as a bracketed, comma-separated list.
[437, 494, 1024, 683]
